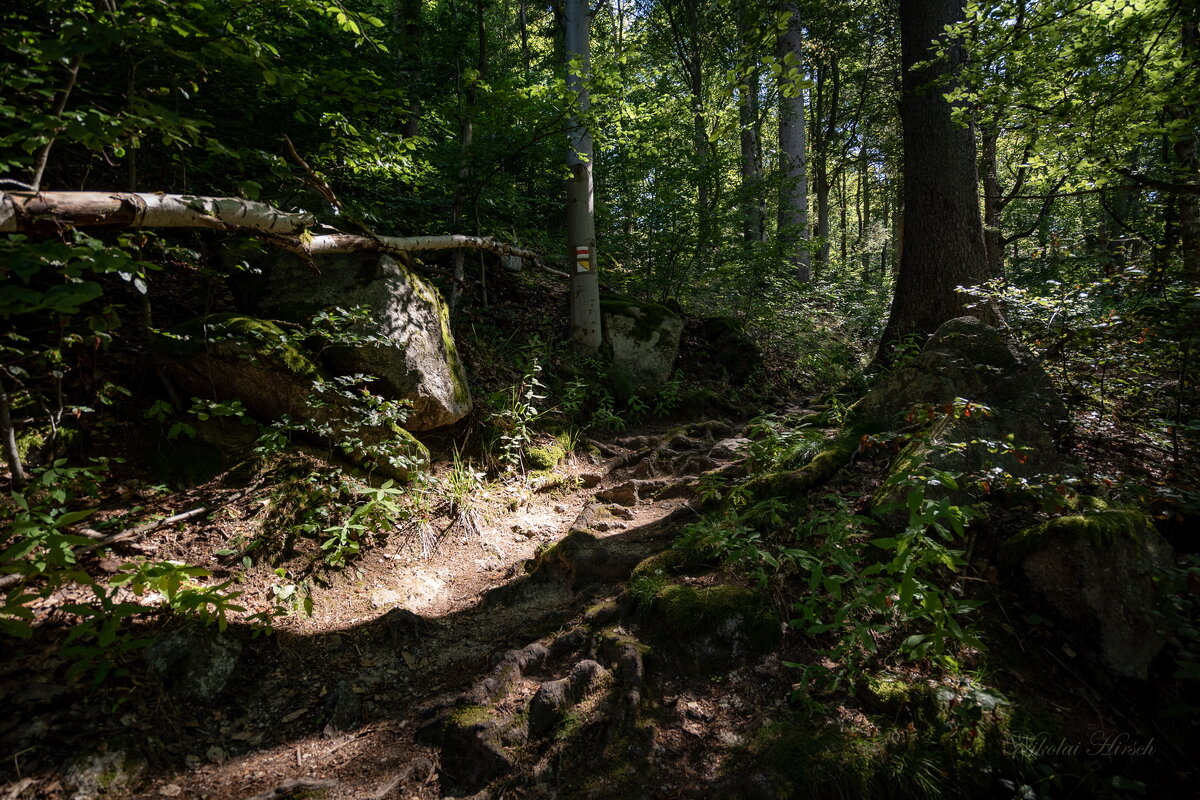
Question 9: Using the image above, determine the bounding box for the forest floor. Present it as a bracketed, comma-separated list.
[1, 401, 805, 800]
[4, 273, 1197, 800]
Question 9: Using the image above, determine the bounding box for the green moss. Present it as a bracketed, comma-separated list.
[1059, 494, 1110, 514]
[743, 433, 859, 504]
[1002, 510, 1151, 563]
[629, 548, 691, 581]
[599, 297, 679, 345]
[431, 284, 471, 407]
[526, 440, 566, 470]
[157, 313, 319, 378]
[627, 573, 673, 609]
[15, 426, 47, 462]
[15, 422, 82, 465]
[448, 704, 493, 729]
[865, 676, 930, 717]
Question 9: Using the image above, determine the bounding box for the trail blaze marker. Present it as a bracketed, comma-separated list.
[575, 244, 591, 273]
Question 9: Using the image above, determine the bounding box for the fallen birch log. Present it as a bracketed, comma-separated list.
[0, 191, 567, 275]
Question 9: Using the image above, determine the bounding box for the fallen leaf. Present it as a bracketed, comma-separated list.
[281, 708, 309, 723]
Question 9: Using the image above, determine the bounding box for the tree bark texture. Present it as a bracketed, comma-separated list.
[0, 192, 549, 267]
[777, 2, 810, 282]
[979, 126, 1005, 278]
[565, 0, 602, 353]
[0, 192, 314, 235]
[877, 0, 990, 359]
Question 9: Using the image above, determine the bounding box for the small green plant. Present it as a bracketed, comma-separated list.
[320, 478, 407, 567]
[487, 362, 546, 473]
[262, 568, 314, 618]
[653, 372, 683, 416]
[443, 448, 485, 516]
[746, 414, 827, 471]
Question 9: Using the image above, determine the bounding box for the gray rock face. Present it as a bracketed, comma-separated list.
[323, 679, 362, 732]
[145, 626, 241, 702]
[1014, 512, 1175, 680]
[249, 251, 472, 431]
[62, 745, 146, 800]
[600, 298, 683, 388]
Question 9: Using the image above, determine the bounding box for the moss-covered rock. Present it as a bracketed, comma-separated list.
[852, 317, 1072, 497]
[1003, 510, 1175, 680]
[600, 296, 683, 388]
[154, 313, 428, 480]
[526, 434, 569, 470]
[152, 313, 321, 422]
[242, 251, 472, 430]
[635, 582, 780, 672]
[61, 742, 147, 799]
[14, 420, 82, 468]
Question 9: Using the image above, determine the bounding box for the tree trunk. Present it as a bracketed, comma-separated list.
[0, 192, 314, 234]
[979, 126, 1004, 278]
[860, 145, 872, 280]
[811, 60, 839, 275]
[876, 0, 991, 362]
[566, 0, 601, 352]
[397, 0, 424, 141]
[736, 1, 764, 248]
[737, 87, 764, 246]
[1173, 17, 1199, 283]
[448, 0, 486, 309]
[777, 2, 810, 282]
[0, 375, 27, 486]
[0, 192, 550, 267]
[815, 159, 831, 274]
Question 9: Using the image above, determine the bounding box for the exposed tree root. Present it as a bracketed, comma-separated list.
[739, 433, 859, 503]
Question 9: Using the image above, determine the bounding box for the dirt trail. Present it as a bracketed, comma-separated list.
[2, 414, 783, 800]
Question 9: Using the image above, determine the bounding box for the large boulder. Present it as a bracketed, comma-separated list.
[1004, 511, 1175, 680]
[679, 315, 761, 386]
[242, 251, 471, 431]
[154, 314, 428, 479]
[856, 316, 1071, 485]
[600, 297, 683, 388]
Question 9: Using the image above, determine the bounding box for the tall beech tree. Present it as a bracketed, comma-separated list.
[777, 2, 811, 282]
[876, 0, 990, 361]
[565, 0, 601, 352]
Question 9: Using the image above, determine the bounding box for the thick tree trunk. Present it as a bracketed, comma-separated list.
[979, 126, 1004, 279]
[736, 1, 764, 248]
[565, 0, 602, 352]
[815, 161, 831, 273]
[876, 0, 991, 362]
[777, 2, 810, 282]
